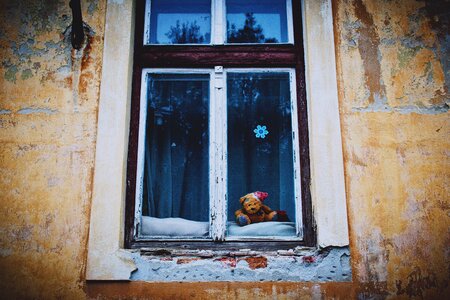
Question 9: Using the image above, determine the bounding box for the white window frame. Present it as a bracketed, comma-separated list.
[86, 0, 349, 280]
[143, 0, 295, 45]
[134, 68, 215, 240]
[134, 68, 303, 242]
[223, 68, 302, 241]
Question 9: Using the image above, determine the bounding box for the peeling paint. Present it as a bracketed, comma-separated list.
[0, 109, 12, 115]
[334, 0, 449, 299]
[4, 65, 18, 83]
[353, 0, 386, 106]
[353, 102, 449, 114]
[130, 247, 352, 282]
[20, 69, 33, 80]
[0, 0, 105, 299]
[16, 107, 58, 115]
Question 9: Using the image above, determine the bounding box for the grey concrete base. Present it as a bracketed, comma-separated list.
[130, 247, 351, 282]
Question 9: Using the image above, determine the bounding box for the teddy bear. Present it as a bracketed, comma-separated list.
[234, 191, 279, 226]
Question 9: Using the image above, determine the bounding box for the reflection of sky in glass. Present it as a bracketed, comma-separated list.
[227, 13, 282, 43]
[149, 0, 211, 44]
[226, 0, 288, 43]
[155, 14, 210, 44]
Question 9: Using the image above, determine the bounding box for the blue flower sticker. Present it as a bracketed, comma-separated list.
[254, 125, 269, 139]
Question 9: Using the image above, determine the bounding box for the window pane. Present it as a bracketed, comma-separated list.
[141, 74, 209, 237]
[227, 72, 296, 237]
[149, 0, 211, 44]
[226, 0, 288, 44]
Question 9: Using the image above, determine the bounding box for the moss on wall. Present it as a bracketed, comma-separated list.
[0, 0, 449, 299]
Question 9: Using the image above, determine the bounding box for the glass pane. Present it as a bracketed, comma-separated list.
[141, 74, 210, 237]
[227, 72, 296, 237]
[226, 0, 288, 44]
[149, 0, 211, 44]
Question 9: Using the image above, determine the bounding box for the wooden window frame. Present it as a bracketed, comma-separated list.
[124, 0, 315, 250]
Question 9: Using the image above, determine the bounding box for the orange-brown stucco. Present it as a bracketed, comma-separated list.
[0, 0, 449, 299]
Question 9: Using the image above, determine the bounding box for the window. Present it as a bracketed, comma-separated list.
[87, 0, 348, 280]
[125, 0, 314, 249]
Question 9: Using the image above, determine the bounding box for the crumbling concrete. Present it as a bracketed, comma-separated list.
[131, 247, 352, 282]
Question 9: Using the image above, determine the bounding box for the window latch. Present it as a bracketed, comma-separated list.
[214, 66, 224, 89]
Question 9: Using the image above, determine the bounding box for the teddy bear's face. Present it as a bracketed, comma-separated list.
[241, 195, 262, 214]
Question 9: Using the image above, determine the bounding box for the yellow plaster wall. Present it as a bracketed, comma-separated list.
[0, 0, 448, 299]
[334, 0, 449, 298]
[0, 0, 106, 298]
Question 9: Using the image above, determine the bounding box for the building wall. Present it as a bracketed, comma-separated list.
[334, 0, 449, 298]
[0, 0, 105, 299]
[0, 0, 448, 299]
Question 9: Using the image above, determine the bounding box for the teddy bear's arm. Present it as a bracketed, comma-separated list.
[261, 204, 274, 214]
[235, 209, 251, 226]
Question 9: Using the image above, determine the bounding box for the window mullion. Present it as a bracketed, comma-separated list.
[209, 66, 227, 241]
[212, 0, 225, 45]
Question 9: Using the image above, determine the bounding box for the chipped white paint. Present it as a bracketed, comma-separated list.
[133, 68, 302, 242]
[87, 0, 349, 280]
[135, 68, 214, 240]
[143, 0, 151, 45]
[222, 68, 303, 240]
[210, 66, 227, 240]
[133, 70, 150, 238]
[289, 70, 304, 238]
[301, 0, 349, 247]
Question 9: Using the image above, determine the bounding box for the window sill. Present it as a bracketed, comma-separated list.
[102, 246, 351, 282]
[129, 240, 307, 251]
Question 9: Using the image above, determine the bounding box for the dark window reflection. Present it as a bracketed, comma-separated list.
[149, 0, 211, 44]
[227, 72, 296, 226]
[226, 0, 288, 44]
[143, 74, 210, 222]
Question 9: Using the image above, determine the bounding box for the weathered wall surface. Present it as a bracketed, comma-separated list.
[0, 0, 449, 299]
[334, 0, 449, 298]
[0, 0, 106, 299]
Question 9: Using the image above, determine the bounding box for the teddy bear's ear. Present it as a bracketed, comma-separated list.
[239, 196, 247, 204]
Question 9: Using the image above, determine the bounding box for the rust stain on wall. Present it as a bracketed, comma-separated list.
[0, 0, 105, 299]
[352, 0, 386, 105]
[334, 0, 450, 299]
